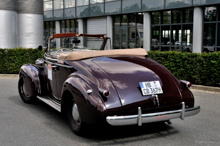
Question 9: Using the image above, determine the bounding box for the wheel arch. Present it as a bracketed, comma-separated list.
[60, 77, 106, 124]
[19, 64, 41, 96]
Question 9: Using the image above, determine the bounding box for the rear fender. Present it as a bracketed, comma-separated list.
[61, 76, 106, 124]
[19, 64, 41, 96]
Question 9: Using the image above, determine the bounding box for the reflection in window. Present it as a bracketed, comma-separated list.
[151, 26, 160, 51]
[182, 24, 193, 52]
[172, 25, 181, 44]
[204, 24, 216, 46]
[172, 25, 181, 51]
[204, 7, 217, 21]
[218, 24, 220, 46]
[161, 25, 171, 51]
[162, 11, 171, 24]
[77, 0, 89, 6]
[172, 10, 182, 23]
[113, 27, 120, 49]
[121, 15, 128, 24]
[90, 0, 104, 4]
[65, 0, 75, 8]
[54, 0, 64, 9]
[152, 12, 160, 24]
[113, 14, 143, 49]
[184, 8, 193, 23]
[44, 1, 52, 11]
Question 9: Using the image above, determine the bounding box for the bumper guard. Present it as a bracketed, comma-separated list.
[106, 102, 200, 126]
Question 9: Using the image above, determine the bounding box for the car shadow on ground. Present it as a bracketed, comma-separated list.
[9, 95, 179, 144]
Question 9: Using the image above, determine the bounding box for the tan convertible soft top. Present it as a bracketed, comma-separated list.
[58, 48, 148, 61]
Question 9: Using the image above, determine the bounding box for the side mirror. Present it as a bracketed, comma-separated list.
[38, 45, 43, 51]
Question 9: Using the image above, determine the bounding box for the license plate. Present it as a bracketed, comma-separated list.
[139, 81, 163, 96]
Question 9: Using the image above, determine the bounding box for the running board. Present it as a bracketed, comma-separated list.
[37, 96, 61, 112]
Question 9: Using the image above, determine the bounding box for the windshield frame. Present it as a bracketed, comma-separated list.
[46, 33, 108, 56]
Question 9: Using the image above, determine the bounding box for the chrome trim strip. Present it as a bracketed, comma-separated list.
[106, 103, 200, 126]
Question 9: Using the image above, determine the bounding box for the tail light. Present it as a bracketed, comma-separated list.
[180, 80, 192, 88]
[98, 88, 109, 101]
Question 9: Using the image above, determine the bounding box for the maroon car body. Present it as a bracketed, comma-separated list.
[18, 33, 200, 135]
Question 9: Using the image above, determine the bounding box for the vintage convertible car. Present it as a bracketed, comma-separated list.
[18, 33, 200, 135]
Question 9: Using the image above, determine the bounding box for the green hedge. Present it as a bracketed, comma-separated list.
[0, 48, 220, 86]
[0, 48, 44, 74]
[148, 51, 220, 87]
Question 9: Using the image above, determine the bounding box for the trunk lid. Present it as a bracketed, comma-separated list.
[92, 56, 182, 111]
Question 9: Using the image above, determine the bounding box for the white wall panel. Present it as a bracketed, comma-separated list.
[17, 14, 43, 48]
[0, 10, 17, 48]
[87, 17, 107, 34]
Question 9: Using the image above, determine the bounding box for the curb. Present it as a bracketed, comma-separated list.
[0, 74, 220, 93]
[0, 74, 19, 79]
[191, 84, 220, 93]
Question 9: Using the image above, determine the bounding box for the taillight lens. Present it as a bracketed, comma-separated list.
[180, 80, 192, 88]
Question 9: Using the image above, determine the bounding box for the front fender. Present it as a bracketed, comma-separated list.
[19, 64, 41, 96]
[61, 76, 106, 124]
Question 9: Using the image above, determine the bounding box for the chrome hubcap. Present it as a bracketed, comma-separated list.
[72, 103, 81, 125]
[22, 83, 30, 97]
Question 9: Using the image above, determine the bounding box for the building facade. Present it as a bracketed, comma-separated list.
[0, 0, 43, 49]
[43, 0, 220, 53]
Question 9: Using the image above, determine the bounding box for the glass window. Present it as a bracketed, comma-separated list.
[137, 13, 143, 24]
[161, 25, 171, 51]
[122, 0, 141, 13]
[182, 24, 193, 52]
[65, 0, 75, 8]
[54, 9, 63, 19]
[166, 0, 191, 8]
[162, 11, 171, 24]
[44, 11, 53, 20]
[90, 0, 104, 4]
[113, 27, 120, 49]
[77, 0, 89, 6]
[76, 6, 89, 17]
[44, 1, 52, 11]
[128, 14, 135, 25]
[70, 20, 78, 33]
[90, 3, 104, 16]
[204, 7, 217, 21]
[105, 1, 121, 15]
[204, 23, 216, 46]
[65, 20, 70, 33]
[152, 26, 160, 51]
[152, 12, 160, 24]
[184, 8, 193, 23]
[121, 15, 128, 24]
[54, 0, 64, 9]
[64, 8, 75, 18]
[142, 0, 164, 11]
[172, 10, 182, 23]
[218, 24, 220, 46]
[172, 25, 181, 45]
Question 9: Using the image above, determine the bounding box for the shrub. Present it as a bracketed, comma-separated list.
[0, 48, 220, 87]
[0, 48, 44, 74]
[148, 51, 220, 86]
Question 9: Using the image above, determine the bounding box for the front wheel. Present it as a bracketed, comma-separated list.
[67, 97, 85, 135]
[18, 77, 37, 104]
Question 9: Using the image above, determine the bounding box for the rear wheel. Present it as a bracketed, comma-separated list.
[67, 96, 85, 135]
[18, 77, 37, 104]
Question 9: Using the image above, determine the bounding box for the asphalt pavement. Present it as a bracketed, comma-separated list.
[0, 78, 220, 146]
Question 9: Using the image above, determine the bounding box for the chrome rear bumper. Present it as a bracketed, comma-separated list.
[106, 102, 200, 126]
